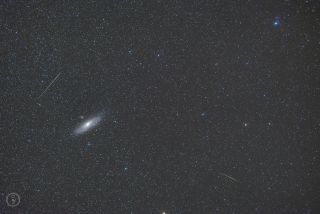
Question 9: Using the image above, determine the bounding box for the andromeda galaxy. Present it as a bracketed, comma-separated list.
[73, 113, 104, 136]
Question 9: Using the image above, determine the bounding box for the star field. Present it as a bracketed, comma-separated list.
[1, 0, 320, 213]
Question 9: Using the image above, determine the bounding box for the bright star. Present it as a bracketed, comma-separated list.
[272, 17, 281, 28]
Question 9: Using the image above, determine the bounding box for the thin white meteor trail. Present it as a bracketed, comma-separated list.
[219, 172, 238, 183]
[37, 72, 61, 99]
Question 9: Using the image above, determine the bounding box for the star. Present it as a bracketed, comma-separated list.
[2, 1, 316, 213]
[201, 112, 208, 118]
[272, 17, 281, 28]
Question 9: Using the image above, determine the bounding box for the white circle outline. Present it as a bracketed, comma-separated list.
[6, 192, 21, 207]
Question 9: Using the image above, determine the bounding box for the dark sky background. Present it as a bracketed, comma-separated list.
[1, 0, 320, 213]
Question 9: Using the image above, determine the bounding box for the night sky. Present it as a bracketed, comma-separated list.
[1, 1, 320, 213]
